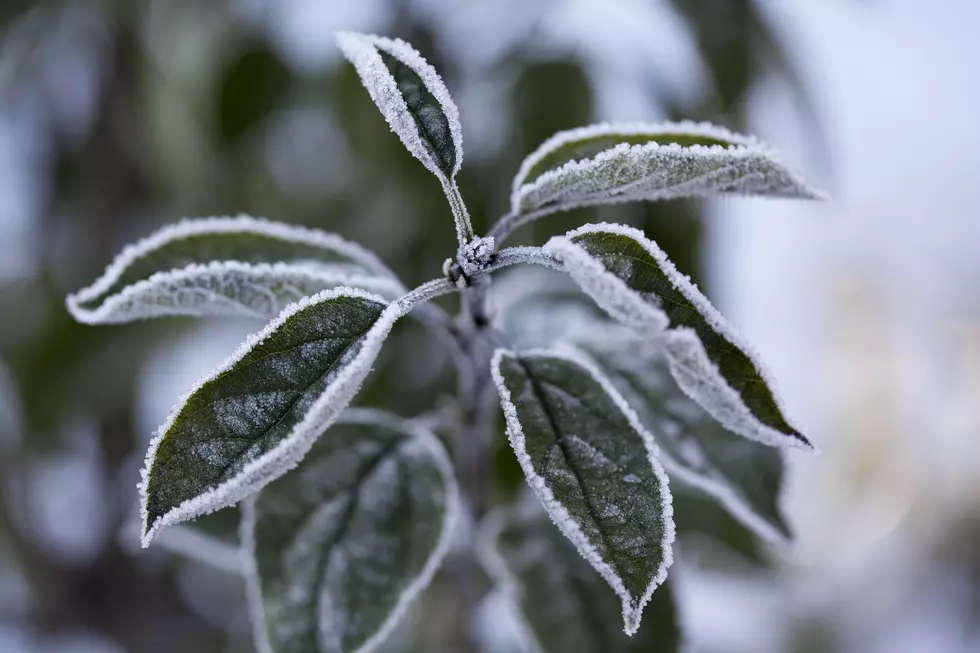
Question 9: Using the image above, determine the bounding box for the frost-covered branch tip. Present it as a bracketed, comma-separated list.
[335, 31, 473, 244]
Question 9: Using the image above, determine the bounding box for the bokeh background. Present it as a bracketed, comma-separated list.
[1, 1, 978, 651]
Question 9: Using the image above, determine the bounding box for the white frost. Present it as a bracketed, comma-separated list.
[241, 409, 460, 653]
[335, 31, 463, 180]
[511, 120, 826, 214]
[542, 235, 670, 333]
[569, 335, 790, 544]
[66, 215, 402, 323]
[139, 281, 450, 548]
[335, 32, 472, 244]
[546, 222, 812, 451]
[490, 347, 675, 636]
[68, 260, 404, 324]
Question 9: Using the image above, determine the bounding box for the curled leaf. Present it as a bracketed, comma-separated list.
[512, 121, 824, 215]
[574, 330, 790, 543]
[67, 216, 402, 323]
[545, 223, 811, 450]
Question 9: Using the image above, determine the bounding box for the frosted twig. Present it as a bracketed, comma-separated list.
[486, 206, 563, 246]
[488, 246, 563, 273]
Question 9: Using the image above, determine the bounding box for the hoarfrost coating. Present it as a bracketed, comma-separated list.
[511, 122, 825, 214]
[491, 347, 675, 636]
[511, 120, 764, 194]
[139, 286, 408, 547]
[545, 222, 812, 450]
[68, 260, 404, 324]
[335, 32, 463, 180]
[66, 215, 402, 317]
[569, 333, 790, 543]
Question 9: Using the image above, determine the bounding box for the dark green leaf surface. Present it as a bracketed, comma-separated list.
[243, 412, 456, 653]
[141, 290, 397, 545]
[485, 497, 682, 653]
[547, 224, 811, 450]
[492, 349, 674, 635]
[378, 51, 456, 178]
[576, 332, 789, 541]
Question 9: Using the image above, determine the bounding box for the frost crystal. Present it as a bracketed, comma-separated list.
[491, 347, 675, 636]
[139, 282, 445, 548]
[457, 236, 495, 278]
[545, 222, 812, 451]
[67, 215, 403, 324]
[335, 32, 463, 181]
[335, 31, 473, 244]
[511, 121, 825, 215]
[572, 330, 791, 543]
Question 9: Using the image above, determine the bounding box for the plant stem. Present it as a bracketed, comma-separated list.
[485, 205, 561, 246]
[446, 272, 497, 653]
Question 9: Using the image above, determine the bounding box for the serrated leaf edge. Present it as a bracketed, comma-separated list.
[139, 286, 404, 547]
[491, 346, 676, 636]
[545, 222, 812, 451]
[240, 408, 460, 653]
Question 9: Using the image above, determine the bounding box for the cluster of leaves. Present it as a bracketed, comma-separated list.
[67, 32, 822, 653]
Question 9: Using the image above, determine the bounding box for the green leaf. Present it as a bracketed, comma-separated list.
[242, 410, 458, 653]
[491, 348, 674, 636]
[545, 223, 812, 450]
[479, 496, 683, 653]
[139, 288, 407, 547]
[377, 50, 456, 178]
[512, 121, 824, 215]
[574, 329, 790, 542]
[67, 216, 402, 324]
[335, 32, 472, 243]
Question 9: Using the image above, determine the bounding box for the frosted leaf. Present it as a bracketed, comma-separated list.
[67, 215, 403, 324]
[544, 223, 812, 450]
[242, 409, 458, 653]
[511, 121, 825, 215]
[491, 348, 674, 636]
[139, 285, 430, 547]
[335, 32, 472, 243]
[573, 330, 790, 543]
[477, 495, 683, 653]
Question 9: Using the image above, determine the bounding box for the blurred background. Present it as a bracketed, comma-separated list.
[1, 0, 978, 651]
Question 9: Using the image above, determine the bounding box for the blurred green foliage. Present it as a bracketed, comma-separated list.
[0, 1, 815, 650]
